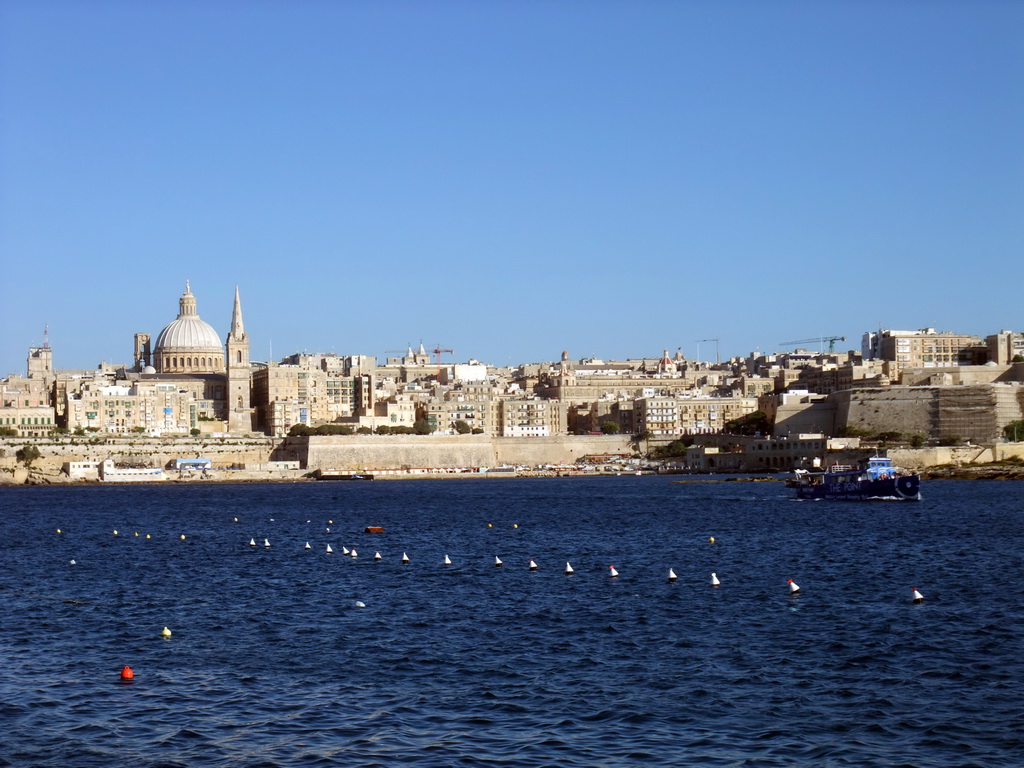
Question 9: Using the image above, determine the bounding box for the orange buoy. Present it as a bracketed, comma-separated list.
[364, 526, 384, 534]
[120, 665, 134, 680]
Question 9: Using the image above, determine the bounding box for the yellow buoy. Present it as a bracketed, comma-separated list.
[161, 627, 172, 638]
[145, 534, 151, 540]
[56, 529, 61, 534]
[134, 532, 139, 537]
[233, 517, 238, 522]
[180, 534, 186, 540]
[113, 530, 118, 535]
[513, 524, 518, 529]
[487, 523, 492, 528]
[709, 537, 715, 544]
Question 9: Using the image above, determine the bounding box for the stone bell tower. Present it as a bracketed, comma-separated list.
[225, 286, 253, 433]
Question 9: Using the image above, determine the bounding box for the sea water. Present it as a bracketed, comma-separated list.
[1, 477, 1022, 767]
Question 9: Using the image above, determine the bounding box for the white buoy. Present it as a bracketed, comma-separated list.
[249, 538, 255, 547]
[912, 587, 925, 603]
[264, 538, 270, 548]
[342, 546, 349, 555]
[326, 544, 333, 554]
[161, 626, 172, 638]
[350, 548, 358, 558]
[374, 551, 382, 561]
[711, 572, 721, 586]
[788, 578, 800, 594]
[565, 562, 574, 575]
[444, 554, 452, 565]
[668, 568, 677, 581]
[354, 601, 366, 609]
[305, 542, 311, 550]
[609, 565, 619, 578]
[495, 556, 503, 567]
[69, 559, 76, 565]
[529, 558, 538, 571]
[402, 552, 410, 564]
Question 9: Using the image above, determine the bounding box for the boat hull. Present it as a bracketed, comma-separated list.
[794, 473, 921, 501]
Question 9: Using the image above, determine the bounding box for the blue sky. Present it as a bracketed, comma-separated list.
[2, 0, 1021, 376]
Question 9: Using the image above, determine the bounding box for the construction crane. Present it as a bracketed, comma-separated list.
[779, 336, 847, 354]
[695, 338, 720, 365]
[431, 346, 454, 379]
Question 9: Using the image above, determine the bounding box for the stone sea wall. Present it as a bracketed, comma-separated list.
[293, 434, 636, 471]
[0, 434, 636, 483]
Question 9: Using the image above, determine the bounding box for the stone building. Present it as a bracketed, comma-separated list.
[150, 282, 227, 374]
[861, 328, 987, 378]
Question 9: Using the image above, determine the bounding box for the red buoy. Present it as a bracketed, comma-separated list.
[120, 665, 134, 680]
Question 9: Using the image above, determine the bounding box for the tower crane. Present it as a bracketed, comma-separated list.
[779, 336, 847, 354]
[431, 346, 454, 379]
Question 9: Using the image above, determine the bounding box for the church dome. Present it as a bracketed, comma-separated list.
[155, 315, 222, 351]
[153, 282, 225, 374]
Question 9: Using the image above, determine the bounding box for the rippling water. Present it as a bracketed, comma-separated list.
[2, 477, 1022, 767]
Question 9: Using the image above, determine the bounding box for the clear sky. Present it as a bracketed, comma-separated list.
[2, 0, 1021, 376]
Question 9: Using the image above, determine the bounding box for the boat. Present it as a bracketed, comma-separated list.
[788, 456, 920, 501]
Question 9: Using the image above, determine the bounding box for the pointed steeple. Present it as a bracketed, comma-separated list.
[230, 285, 246, 338]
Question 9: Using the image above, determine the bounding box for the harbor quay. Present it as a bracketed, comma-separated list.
[3, 433, 1024, 486]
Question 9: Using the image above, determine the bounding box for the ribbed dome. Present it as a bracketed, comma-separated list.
[154, 315, 222, 351]
[153, 282, 225, 374]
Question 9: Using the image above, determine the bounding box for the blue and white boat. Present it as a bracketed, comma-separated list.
[789, 456, 921, 501]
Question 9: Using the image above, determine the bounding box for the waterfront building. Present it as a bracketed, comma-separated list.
[500, 399, 568, 437]
[636, 394, 759, 436]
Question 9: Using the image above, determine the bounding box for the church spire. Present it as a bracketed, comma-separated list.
[230, 285, 245, 338]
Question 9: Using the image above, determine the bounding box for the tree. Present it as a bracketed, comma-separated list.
[454, 420, 472, 434]
[1013, 355, 1024, 363]
[288, 424, 312, 437]
[724, 411, 771, 436]
[376, 425, 392, 435]
[909, 434, 926, 449]
[190, 428, 201, 437]
[356, 426, 373, 435]
[472, 428, 484, 435]
[16, 445, 41, 465]
[314, 424, 354, 436]
[600, 420, 620, 435]
[413, 418, 432, 435]
[1004, 419, 1024, 442]
[0, 427, 16, 437]
[651, 439, 692, 458]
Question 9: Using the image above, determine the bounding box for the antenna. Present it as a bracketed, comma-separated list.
[43, 324, 50, 349]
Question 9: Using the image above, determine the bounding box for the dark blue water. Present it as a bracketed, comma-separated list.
[2, 477, 1022, 767]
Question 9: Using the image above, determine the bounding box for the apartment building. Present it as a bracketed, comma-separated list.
[500, 399, 568, 437]
[862, 328, 986, 377]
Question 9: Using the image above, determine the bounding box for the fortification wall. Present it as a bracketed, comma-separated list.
[0, 436, 282, 469]
[830, 384, 1024, 443]
[296, 434, 636, 471]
